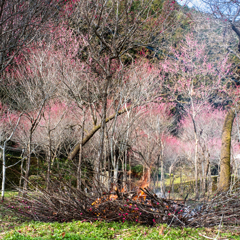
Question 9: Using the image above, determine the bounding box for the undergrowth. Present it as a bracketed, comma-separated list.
[2, 220, 240, 240]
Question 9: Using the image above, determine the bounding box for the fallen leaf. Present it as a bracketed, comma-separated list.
[61, 232, 65, 237]
[159, 225, 165, 235]
[205, 228, 213, 232]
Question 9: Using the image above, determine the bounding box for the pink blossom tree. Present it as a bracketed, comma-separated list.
[160, 34, 231, 197]
[63, 0, 181, 185]
[180, 105, 225, 196]
[0, 0, 66, 73]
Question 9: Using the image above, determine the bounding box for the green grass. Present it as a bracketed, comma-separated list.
[0, 191, 29, 237]
[2, 220, 240, 240]
[164, 175, 189, 186]
[3, 190, 19, 198]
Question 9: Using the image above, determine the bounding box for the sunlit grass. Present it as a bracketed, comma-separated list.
[4, 190, 19, 198]
[2, 220, 240, 240]
[0, 191, 28, 235]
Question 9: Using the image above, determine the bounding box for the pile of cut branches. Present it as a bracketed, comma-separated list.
[4, 180, 240, 227]
[188, 189, 240, 227]
[3, 180, 191, 226]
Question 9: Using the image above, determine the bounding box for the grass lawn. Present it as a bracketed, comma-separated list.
[0, 191, 28, 238]
[2, 219, 240, 240]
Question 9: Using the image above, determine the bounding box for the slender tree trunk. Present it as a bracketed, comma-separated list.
[123, 123, 130, 191]
[46, 149, 51, 191]
[1, 115, 22, 199]
[96, 78, 110, 176]
[233, 157, 238, 189]
[218, 109, 235, 191]
[113, 155, 119, 185]
[46, 131, 51, 191]
[194, 135, 199, 199]
[128, 153, 131, 191]
[160, 156, 165, 196]
[19, 157, 25, 190]
[1, 145, 6, 201]
[23, 136, 32, 192]
[96, 78, 110, 185]
[102, 134, 107, 188]
[108, 151, 111, 191]
[123, 149, 127, 191]
[171, 173, 175, 197]
[169, 167, 172, 198]
[207, 164, 212, 198]
[203, 152, 210, 195]
[191, 115, 199, 200]
[77, 117, 85, 190]
[146, 166, 151, 187]
[180, 167, 183, 196]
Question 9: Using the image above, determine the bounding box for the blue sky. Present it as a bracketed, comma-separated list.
[177, 0, 208, 11]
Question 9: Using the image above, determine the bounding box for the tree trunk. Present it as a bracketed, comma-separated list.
[180, 167, 183, 196]
[1, 145, 6, 201]
[203, 151, 210, 195]
[46, 151, 51, 191]
[207, 165, 212, 197]
[23, 136, 32, 193]
[194, 133, 199, 199]
[96, 78, 110, 184]
[160, 156, 165, 196]
[169, 167, 172, 198]
[113, 155, 119, 185]
[68, 106, 132, 161]
[77, 117, 85, 190]
[218, 109, 235, 191]
[123, 150, 127, 191]
[171, 173, 175, 198]
[46, 131, 51, 191]
[19, 157, 25, 190]
[128, 152, 131, 191]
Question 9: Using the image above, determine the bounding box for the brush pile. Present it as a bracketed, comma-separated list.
[4, 180, 240, 227]
[188, 189, 240, 227]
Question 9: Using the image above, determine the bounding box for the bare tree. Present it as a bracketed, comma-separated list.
[2, 44, 60, 192]
[1, 110, 22, 200]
